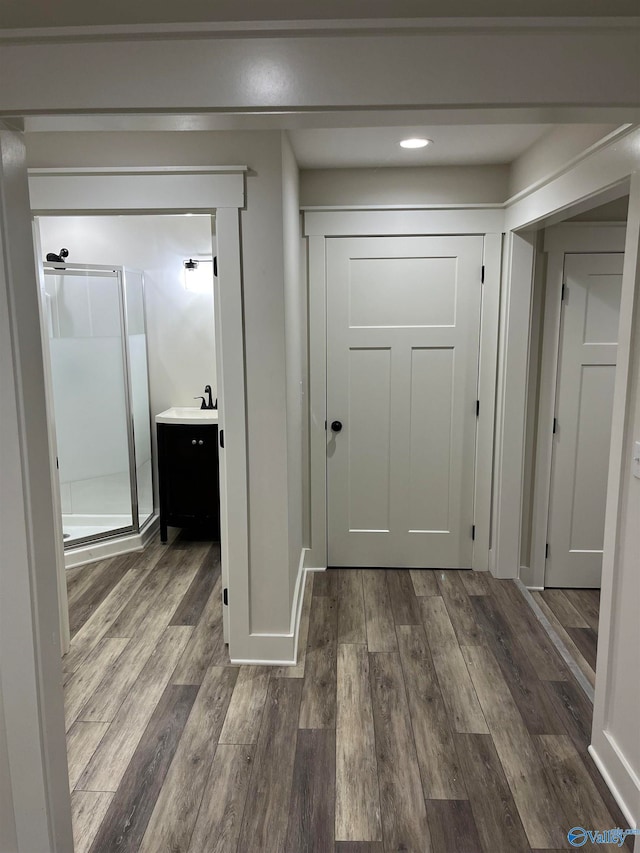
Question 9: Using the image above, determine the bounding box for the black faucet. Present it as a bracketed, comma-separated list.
[194, 385, 217, 410]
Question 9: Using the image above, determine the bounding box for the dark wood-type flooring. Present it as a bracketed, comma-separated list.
[64, 537, 628, 853]
[532, 588, 600, 689]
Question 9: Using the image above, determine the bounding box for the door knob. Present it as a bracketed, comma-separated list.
[331, 420, 343, 433]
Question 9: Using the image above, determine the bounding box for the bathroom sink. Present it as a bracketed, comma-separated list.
[155, 407, 219, 425]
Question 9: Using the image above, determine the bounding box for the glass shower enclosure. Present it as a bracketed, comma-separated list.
[42, 262, 154, 547]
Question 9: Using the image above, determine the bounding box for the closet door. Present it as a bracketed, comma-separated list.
[546, 252, 623, 588]
[326, 235, 483, 568]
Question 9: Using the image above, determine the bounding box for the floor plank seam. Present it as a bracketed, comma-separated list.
[181, 736, 219, 853]
[515, 580, 595, 703]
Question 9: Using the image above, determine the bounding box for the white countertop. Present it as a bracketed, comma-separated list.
[155, 406, 219, 425]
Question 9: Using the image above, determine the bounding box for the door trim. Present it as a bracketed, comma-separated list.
[27, 166, 251, 661]
[304, 208, 503, 572]
[528, 223, 627, 590]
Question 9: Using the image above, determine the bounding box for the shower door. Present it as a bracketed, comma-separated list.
[43, 264, 152, 547]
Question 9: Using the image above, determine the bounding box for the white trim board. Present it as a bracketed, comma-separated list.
[304, 208, 505, 236]
[230, 548, 310, 665]
[31, 222, 70, 655]
[504, 128, 639, 232]
[304, 208, 502, 574]
[491, 232, 537, 579]
[0, 127, 74, 852]
[28, 166, 246, 213]
[589, 741, 639, 830]
[528, 224, 627, 590]
[591, 174, 640, 832]
[3, 17, 640, 43]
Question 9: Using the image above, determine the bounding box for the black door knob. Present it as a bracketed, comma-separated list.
[331, 420, 343, 433]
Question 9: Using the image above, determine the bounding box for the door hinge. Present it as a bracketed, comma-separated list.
[472, 524, 476, 541]
[561, 283, 567, 302]
[219, 429, 224, 448]
[545, 543, 550, 559]
[56, 456, 59, 469]
[481, 265, 485, 284]
[325, 420, 327, 431]
[223, 588, 228, 606]
[553, 417, 558, 434]
[476, 400, 480, 417]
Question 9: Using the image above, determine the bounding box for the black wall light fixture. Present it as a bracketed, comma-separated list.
[46, 247, 69, 265]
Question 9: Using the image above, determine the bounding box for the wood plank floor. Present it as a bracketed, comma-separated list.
[66, 540, 629, 853]
[532, 588, 600, 688]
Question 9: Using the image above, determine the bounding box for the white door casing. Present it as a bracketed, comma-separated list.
[546, 252, 624, 588]
[27, 166, 252, 660]
[326, 235, 483, 568]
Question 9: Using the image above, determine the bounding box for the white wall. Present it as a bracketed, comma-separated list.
[569, 195, 629, 222]
[282, 133, 305, 602]
[37, 214, 215, 512]
[300, 165, 509, 207]
[0, 681, 17, 853]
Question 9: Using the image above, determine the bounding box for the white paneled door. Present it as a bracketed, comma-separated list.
[546, 253, 624, 588]
[326, 236, 484, 568]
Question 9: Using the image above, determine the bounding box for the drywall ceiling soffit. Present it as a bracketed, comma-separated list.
[2, 0, 640, 29]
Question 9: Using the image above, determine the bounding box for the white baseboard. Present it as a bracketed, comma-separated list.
[589, 737, 639, 828]
[65, 516, 160, 569]
[304, 547, 327, 572]
[518, 564, 545, 590]
[488, 548, 496, 574]
[230, 547, 309, 666]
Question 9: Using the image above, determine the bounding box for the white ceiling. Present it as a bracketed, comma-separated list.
[2, 0, 638, 28]
[288, 124, 549, 169]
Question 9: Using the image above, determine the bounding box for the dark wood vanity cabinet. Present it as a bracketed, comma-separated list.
[157, 423, 220, 542]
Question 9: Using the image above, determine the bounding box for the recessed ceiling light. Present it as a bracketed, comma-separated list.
[399, 137, 431, 149]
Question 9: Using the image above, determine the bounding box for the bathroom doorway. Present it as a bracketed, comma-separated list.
[36, 212, 230, 659]
[37, 215, 217, 560]
[30, 165, 249, 666]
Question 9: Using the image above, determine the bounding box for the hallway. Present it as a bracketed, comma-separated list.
[64, 537, 629, 852]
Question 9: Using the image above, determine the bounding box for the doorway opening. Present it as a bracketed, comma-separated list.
[37, 214, 217, 561]
[522, 193, 629, 695]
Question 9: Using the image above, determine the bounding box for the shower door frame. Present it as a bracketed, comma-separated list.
[42, 261, 153, 549]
